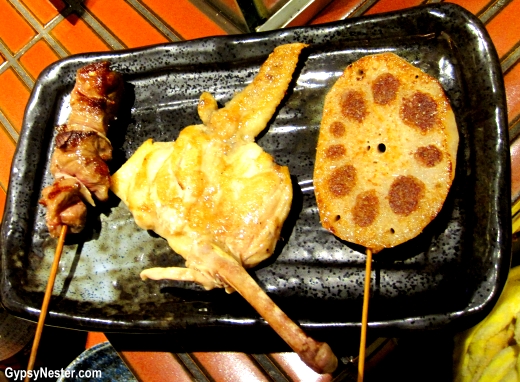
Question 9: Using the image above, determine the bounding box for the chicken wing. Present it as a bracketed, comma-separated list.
[111, 43, 338, 374]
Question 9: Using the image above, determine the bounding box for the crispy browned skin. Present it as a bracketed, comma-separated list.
[314, 53, 458, 252]
[40, 61, 123, 237]
[112, 43, 338, 374]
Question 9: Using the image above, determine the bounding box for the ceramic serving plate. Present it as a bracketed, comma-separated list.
[57, 342, 137, 382]
[0, 4, 510, 344]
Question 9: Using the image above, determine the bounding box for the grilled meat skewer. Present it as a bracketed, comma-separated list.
[39, 61, 123, 237]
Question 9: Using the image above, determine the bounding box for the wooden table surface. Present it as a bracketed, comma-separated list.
[0, 0, 519, 381]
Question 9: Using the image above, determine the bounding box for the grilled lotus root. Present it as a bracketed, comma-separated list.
[314, 53, 459, 252]
[111, 43, 338, 374]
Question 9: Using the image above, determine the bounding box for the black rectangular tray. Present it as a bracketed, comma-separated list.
[0, 4, 510, 343]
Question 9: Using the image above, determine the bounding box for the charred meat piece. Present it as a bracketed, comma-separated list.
[75, 61, 123, 100]
[39, 178, 87, 237]
[69, 61, 123, 133]
[39, 61, 123, 237]
[50, 130, 112, 201]
[68, 61, 123, 136]
[68, 92, 115, 136]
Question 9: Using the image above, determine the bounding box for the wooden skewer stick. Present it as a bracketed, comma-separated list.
[141, 244, 338, 374]
[25, 224, 68, 382]
[357, 247, 373, 382]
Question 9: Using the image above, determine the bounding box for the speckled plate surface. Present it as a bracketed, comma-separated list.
[0, 4, 510, 342]
[57, 342, 137, 382]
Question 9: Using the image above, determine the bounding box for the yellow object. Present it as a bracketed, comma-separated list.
[512, 199, 520, 233]
[455, 266, 520, 381]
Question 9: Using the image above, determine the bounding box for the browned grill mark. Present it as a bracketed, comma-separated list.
[74, 91, 107, 110]
[54, 130, 112, 161]
[86, 157, 111, 177]
[415, 145, 443, 167]
[388, 175, 425, 216]
[329, 121, 346, 137]
[328, 164, 357, 197]
[325, 144, 346, 159]
[77, 61, 124, 96]
[372, 73, 400, 105]
[353, 189, 379, 227]
[401, 91, 438, 132]
[55, 130, 96, 148]
[341, 90, 367, 122]
[44, 181, 79, 201]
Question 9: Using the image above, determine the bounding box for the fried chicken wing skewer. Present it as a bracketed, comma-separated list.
[39, 61, 123, 237]
[112, 43, 338, 374]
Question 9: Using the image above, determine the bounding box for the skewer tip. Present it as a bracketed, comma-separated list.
[358, 247, 373, 382]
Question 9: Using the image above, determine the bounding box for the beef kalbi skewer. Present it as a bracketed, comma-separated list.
[39, 61, 123, 237]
